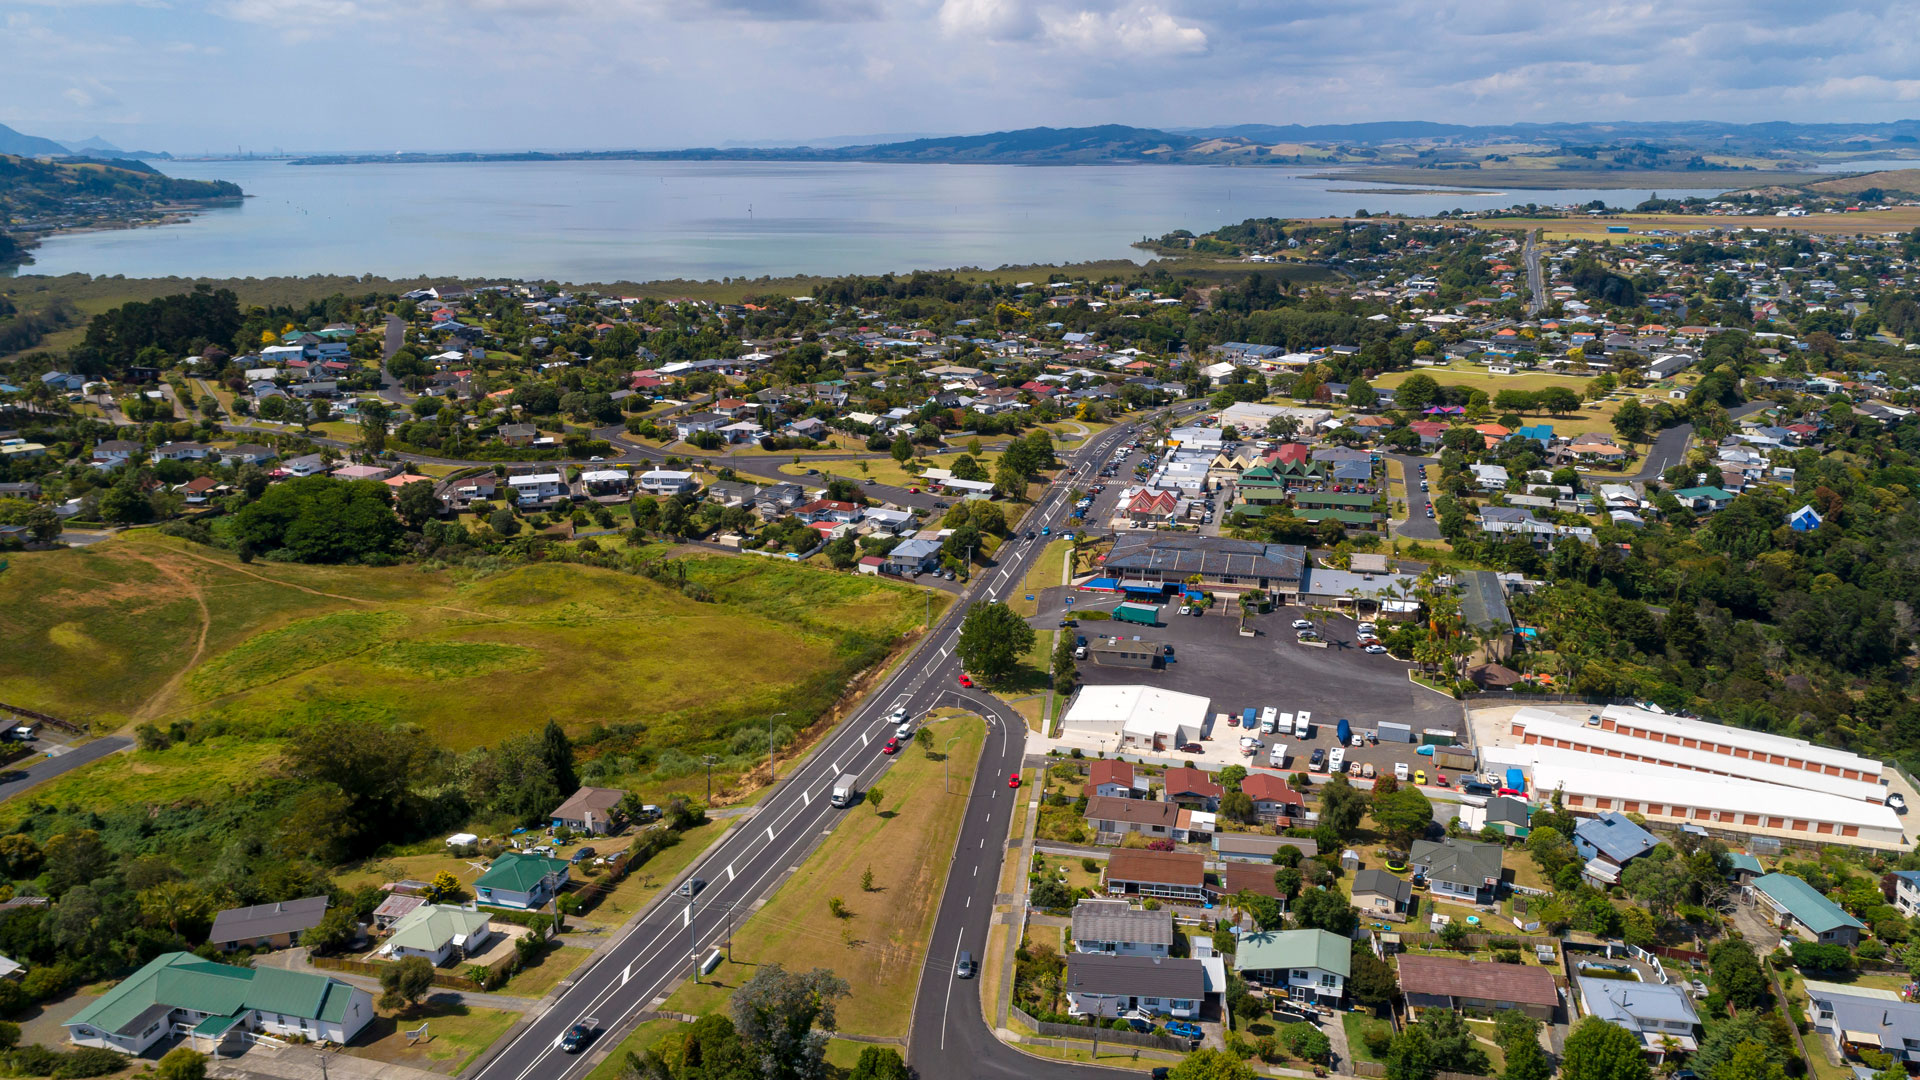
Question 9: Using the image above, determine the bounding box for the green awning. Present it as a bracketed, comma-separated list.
[193, 1013, 244, 1037]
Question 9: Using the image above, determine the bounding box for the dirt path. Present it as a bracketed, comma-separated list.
[161, 543, 506, 622]
[128, 549, 212, 725]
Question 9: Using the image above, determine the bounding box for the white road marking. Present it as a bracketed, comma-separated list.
[766, 826, 775, 842]
[940, 938, 964, 1050]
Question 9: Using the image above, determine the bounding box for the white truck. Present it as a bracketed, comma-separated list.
[1293, 710, 1312, 739]
[1394, 761, 1410, 782]
[1260, 707, 1279, 735]
[1268, 743, 1289, 768]
[1329, 748, 1346, 775]
[830, 774, 859, 808]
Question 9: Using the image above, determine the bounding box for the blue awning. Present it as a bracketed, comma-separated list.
[1121, 582, 1164, 594]
[1080, 577, 1120, 592]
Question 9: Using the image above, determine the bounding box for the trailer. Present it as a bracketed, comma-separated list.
[1113, 602, 1160, 627]
[1433, 749, 1476, 771]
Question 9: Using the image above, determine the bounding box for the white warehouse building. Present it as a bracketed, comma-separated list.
[1061, 686, 1210, 754]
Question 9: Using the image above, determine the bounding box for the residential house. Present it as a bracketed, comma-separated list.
[1457, 796, 1532, 839]
[1240, 773, 1305, 823]
[221, 444, 277, 467]
[1213, 834, 1317, 863]
[507, 472, 566, 505]
[92, 439, 144, 466]
[1087, 760, 1140, 800]
[1410, 839, 1503, 906]
[1399, 955, 1559, 1020]
[474, 853, 570, 910]
[755, 482, 807, 519]
[1162, 767, 1223, 811]
[1750, 872, 1865, 946]
[884, 537, 944, 575]
[152, 441, 213, 461]
[1351, 869, 1414, 920]
[550, 786, 627, 835]
[1671, 486, 1736, 513]
[1071, 900, 1174, 957]
[370, 894, 425, 931]
[1103, 849, 1212, 903]
[674, 412, 726, 441]
[1573, 812, 1659, 886]
[637, 470, 697, 495]
[1084, 795, 1180, 841]
[65, 953, 374, 1055]
[1065, 953, 1206, 1020]
[1886, 871, 1920, 919]
[443, 474, 498, 510]
[207, 895, 331, 951]
[1805, 980, 1920, 1066]
[1576, 977, 1700, 1060]
[1232, 928, 1350, 1005]
[1788, 505, 1824, 532]
[1471, 464, 1511, 492]
[794, 499, 864, 524]
[380, 905, 496, 967]
[704, 481, 761, 508]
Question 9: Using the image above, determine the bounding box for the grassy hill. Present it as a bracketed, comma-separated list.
[1806, 169, 1920, 197]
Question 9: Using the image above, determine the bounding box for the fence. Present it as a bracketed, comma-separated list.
[1355, 1062, 1488, 1080]
[309, 954, 483, 993]
[0, 701, 86, 735]
[1009, 1004, 1194, 1053]
[1389, 931, 1559, 952]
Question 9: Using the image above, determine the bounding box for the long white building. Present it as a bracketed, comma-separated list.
[1588, 705, 1881, 784]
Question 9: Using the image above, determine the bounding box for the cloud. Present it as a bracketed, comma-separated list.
[939, 0, 1204, 55]
[938, 0, 1041, 40]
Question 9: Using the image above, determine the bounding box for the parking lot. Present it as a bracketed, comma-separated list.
[1045, 600, 1466, 783]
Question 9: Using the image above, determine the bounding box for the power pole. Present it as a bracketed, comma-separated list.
[767, 712, 787, 783]
[702, 755, 718, 804]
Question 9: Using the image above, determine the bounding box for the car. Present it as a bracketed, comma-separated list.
[1291, 619, 1314, 630]
[1357, 622, 1378, 635]
[1152, 1069, 1172, 1080]
[806, 468, 818, 475]
[589, 455, 605, 462]
[1413, 770, 1426, 785]
[1226, 713, 1240, 727]
[1026, 531, 1036, 540]
[1891, 793, 1909, 813]
[1309, 748, 1327, 770]
[1364, 644, 1388, 654]
[1420, 480, 1429, 491]
[1008, 772, 1021, 788]
[678, 878, 706, 898]
[1350, 734, 1365, 747]
[956, 950, 975, 979]
[561, 1023, 595, 1053]
[1041, 526, 1051, 535]
[1362, 762, 1376, 779]
[1435, 773, 1448, 786]
[1178, 742, 1203, 754]
[1060, 617, 1076, 627]
[895, 720, 913, 738]
[957, 673, 973, 687]
[1689, 980, 1708, 1000]
[887, 706, 909, 724]
[1296, 630, 1320, 641]
[1425, 507, 1435, 518]
[865, 477, 876, 484]
[881, 738, 900, 755]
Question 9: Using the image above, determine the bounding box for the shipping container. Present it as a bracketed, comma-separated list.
[1420, 728, 1458, 746]
[1377, 721, 1414, 744]
[1113, 602, 1160, 626]
[1434, 749, 1476, 771]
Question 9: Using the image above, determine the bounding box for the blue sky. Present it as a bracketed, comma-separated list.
[4, 0, 1919, 153]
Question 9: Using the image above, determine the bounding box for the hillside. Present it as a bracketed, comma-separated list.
[1805, 169, 1920, 197]
[0, 154, 243, 266]
[0, 123, 69, 157]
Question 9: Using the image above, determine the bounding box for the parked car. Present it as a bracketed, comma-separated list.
[1891, 793, 1909, 813]
[1364, 644, 1388, 654]
[570, 846, 597, 864]
[1178, 742, 1203, 754]
[1413, 770, 1426, 786]
[1291, 619, 1313, 630]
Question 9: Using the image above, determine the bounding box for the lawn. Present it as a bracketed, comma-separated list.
[1344, 1011, 1393, 1063]
[569, 819, 736, 926]
[345, 1001, 520, 1076]
[660, 715, 988, 1037]
[775, 449, 1013, 492]
[498, 944, 592, 998]
[1008, 540, 1071, 618]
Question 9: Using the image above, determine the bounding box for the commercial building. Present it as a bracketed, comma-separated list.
[1101, 535, 1306, 598]
[1061, 685, 1210, 752]
[1089, 638, 1169, 669]
[1583, 705, 1883, 785]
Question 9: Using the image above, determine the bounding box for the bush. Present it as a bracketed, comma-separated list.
[1363, 1024, 1395, 1058]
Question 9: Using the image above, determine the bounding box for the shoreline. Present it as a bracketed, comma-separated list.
[3, 199, 237, 270]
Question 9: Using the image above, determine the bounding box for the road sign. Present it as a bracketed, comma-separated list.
[405, 1023, 429, 1045]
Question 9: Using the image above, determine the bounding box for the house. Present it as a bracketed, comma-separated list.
[1805, 979, 1920, 1066]
[637, 470, 697, 496]
[1162, 767, 1223, 811]
[371, 894, 425, 931]
[1457, 796, 1532, 839]
[1222, 863, 1290, 900]
[152, 441, 213, 461]
[1788, 505, 1824, 532]
[1071, 899, 1174, 957]
[674, 412, 726, 441]
[1471, 464, 1510, 492]
[221, 444, 277, 467]
[1671, 486, 1736, 513]
[1240, 773, 1305, 822]
[1088, 760, 1140, 800]
[550, 786, 627, 835]
[443, 474, 498, 510]
[1350, 869, 1414, 920]
[581, 470, 633, 497]
[1573, 812, 1659, 886]
[207, 895, 331, 951]
[1065, 953, 1206, 1019]
[1410, 839, 1503, 906]
[1576, 977, 1700, 1060]
[1126, 490, 1180, 526]
[1232, 927, 1349, 1005]
[794, 499, 864, 524]
[1213, 834, 1318, 863]
[1750, 872, 1865, 946]
[1084, 795, 1181, 840]
[507, 472, 567, 505]
[65, 952, 374, 1055]
[1886, 871, 1920, 919]
[1399, 955, 1559, 1020]
[474, 853, 571, 910]
[92, 439, 144, 466]
[379, 904, 496, 967]
[1103, 849, 1212, 903]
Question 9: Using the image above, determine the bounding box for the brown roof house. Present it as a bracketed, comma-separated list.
[1088, 760, 1141, 800]
[208, 895, 332, 951]
[1104, 850, 1214, 904]
[550, 786, 628, 835]
[1162, 767, 1223, 811]
[1398, 954, 1559, 1020]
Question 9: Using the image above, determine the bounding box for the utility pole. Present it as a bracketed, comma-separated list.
[702, 755, 718, 804]
[767, 712, 787, 782]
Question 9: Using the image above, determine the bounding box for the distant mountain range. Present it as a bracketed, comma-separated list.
[0, 124, 169, 160]
[288, 119, 1920, 169]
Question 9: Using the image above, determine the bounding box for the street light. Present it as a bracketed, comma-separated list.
[767, 712, 787, 783]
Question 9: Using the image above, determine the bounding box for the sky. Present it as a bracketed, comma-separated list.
[5, 0, 1920, 154]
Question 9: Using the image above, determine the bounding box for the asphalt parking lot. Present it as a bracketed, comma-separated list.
[1060, 602, 1467, 782]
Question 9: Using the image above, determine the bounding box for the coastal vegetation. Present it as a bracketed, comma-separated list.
[0, 155, 242, 268]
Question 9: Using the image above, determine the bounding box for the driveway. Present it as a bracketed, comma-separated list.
[1388, 454, 1441, 540]
[0, 736, 131, 802]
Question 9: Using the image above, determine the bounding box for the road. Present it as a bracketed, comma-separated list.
[1522, 231, 1546, 317]
[1388, 453, 1441, 540]
[1630, 399, 1767, 481]
[377, 314, 415, 406]
[0, 737, 132, 803]
[469, 415, 1158, 1080]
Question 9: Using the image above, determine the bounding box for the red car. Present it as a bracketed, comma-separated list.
[1008, 772, 1021, 788]
[908, 487, 920, 494]
[1435, 773, 1448, 786]
[957, 674, 973, 688]
[882, 738, 900, 755]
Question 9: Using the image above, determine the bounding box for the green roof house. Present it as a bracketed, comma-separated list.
[1231, 926, 1351, 1004]
[1671, 486, 1736, 512]
[380, 904, 497, 967]
[1751, 873, 1865, 946]
[65, 952, 373, 1055]
[475, 852, 570, 910]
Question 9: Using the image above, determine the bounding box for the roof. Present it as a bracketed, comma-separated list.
[1071, 901, 1174, 947]
[1753, 873, 1866, 934]
[1084, 795, 1180, 829]
[1399, 955, 1558, 1007]
[1232, 928, 1351, 977]
[1350, 868, 1413, 904]
[1103, 535, 1306, 584]
[476, 852, 570, 895]
[1577, 976, 1700, 1029]
[1726, 853, 1764, 875]
[1222, 863, 1285, 898]
[1515, 747, 1901, 834]
[1163, 767, 1223, 800]
[1806, 980, 1920, 1047]
[385, 904, 493, 952]
[1063, 685, 1211, 735]
[1576, 812, 1660, 864]
[372, 894, 425, 922]
[1104, 849, 1206, 887]
[68, 952, 358, 1035]
[1213, 834, 1317, 858]
[1410, 839, 1504, 888]
[551, 786, 626, 823]
[1087, 760, 1134, 790]
[1458, 571, 1512, 632]
[1596, 705, 1881, 779]
[1067, 953, 1206, 999]
[207, 895, 330, 945]
[1240, 774, 1303, 806]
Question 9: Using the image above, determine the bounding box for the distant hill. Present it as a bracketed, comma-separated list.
[1804, 169, 1920, 198]
[60, 136, 171, 160]
[0, 123, 72, 157]
[0, 154, 243, 266]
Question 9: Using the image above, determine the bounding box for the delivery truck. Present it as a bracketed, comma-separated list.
[1113, 602, 1160, 626]
[831, 774, 859, 808]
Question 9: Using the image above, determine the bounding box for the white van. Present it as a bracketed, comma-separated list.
[1329, 748, 1346, 775]
[1294, 711, 1312, 738]
[1394, 761, 1410, 781]
[1268, 743, 1289, 768]
[1260, 707, 1279, 734]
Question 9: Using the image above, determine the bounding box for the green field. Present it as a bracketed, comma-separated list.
[661, 714, 987, 1037]
[0, 533, 939, 808]
[1370, 366, 1644, 440]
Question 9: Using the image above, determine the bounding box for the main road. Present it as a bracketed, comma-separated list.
[467, 409, 1201, 1080]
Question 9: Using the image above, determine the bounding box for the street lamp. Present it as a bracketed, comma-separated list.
[767, 712, 787, 783]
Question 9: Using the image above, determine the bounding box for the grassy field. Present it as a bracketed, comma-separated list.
[1009, 540, 1071, 618]
[584, 1018, 685, 1080]
[660, 714, 987, 1037]
[345, 1001, 520, 1076]
[1370, 366, 1643, 440]
[499, 945, 593, 998]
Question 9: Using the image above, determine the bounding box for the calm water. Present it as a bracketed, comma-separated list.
[17, 159, 1723, 282]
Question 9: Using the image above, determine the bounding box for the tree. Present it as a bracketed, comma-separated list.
[427, 870, 465, 902]
[359, 400, 392, 454]
[541, 719, 579, 797]
[1316, 775, 1367, 838]
[890, 437, 913, 465]
[728, 963, 850, 1080]
[395, 480, 441, 529]
[1220, 790, 1257, 824]
[1707, 937, 1768, 1010]
[156, 1047, 209, 1080]
[915, 727, 934, 755]
[1291, 887, 1357, 936]
[1692, 1014, 1790, 1079]
[379, 955, 435, 1012]
[284, 717, 430, 854]
[1272, 866, 1303, 901]
[865, 787, 885, 815]
[1372, 786, 1434, 848]
[230, 476, 402, 562]
[303, 906, 358, 956]
[1168, 1047, 1257, 1080]
[955, 601, 1035, 683]
[1386, 1025, 1435, 1080]
[846, 1046, 910, 1080]
[43, 829, 111, 896]
[1416, 1008, 1492, 1074]
[1348, 946, 1400, 1007]
[1502, 1034, 1552, 1080]
[1560, 1016, 1652, 1080]
[1710, 1039, 1788, 1080]
[1612, 398, 1650, 444]
[1051, 631, 1078, 693]
[1396, 372, 1441, 413]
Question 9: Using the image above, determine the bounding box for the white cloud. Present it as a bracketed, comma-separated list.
[938, 0, 1041, 39]
[1043, 3, 1205, 55]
